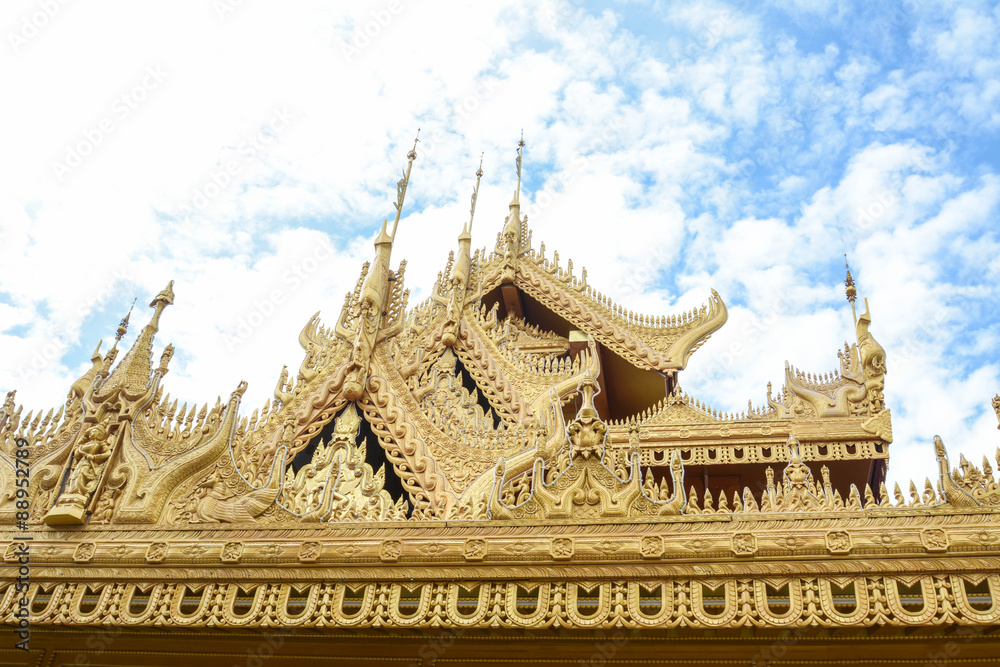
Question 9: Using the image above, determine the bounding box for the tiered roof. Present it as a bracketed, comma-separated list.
[3, 137, 1000, 652]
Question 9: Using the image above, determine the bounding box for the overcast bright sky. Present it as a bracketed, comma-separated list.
[2, 0, 998, 490]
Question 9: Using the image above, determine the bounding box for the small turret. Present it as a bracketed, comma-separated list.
[442, 158, 484, 346]
[501, 133, 526, 284]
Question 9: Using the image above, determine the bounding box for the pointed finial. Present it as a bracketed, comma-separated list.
[408, 128, 420, 160]
[515, 131, 525, 204]
[469, 155, 484, 231]
[149, 280, 175, 330]
[844, 254, 858, 324]
[150, 281, 175, 309]
[567, 370, 607, 460]
[115, 299, 136, 342]
[390, 129, 420, 239]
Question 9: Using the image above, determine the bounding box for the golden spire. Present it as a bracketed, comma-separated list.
[844, 255, 857, 325]
[514, 130, 525, 204]
[468, 153, 484, 233]
[113, 299, 136, 348]
[97, 281, 175, 402]
[390, 129, 420, 239]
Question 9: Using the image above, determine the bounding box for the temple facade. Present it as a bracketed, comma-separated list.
[5, 138, 1000, 665]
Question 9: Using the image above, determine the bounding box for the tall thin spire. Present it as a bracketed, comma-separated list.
[514, 130, 525, 204]
[844, 255, 857, 325]
[468, 153, 484, 232]
[390, 129, 420, 239]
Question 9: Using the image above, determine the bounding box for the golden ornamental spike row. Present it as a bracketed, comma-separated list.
[6, 572, 1000, 629]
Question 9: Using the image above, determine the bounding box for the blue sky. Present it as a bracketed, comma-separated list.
[1, 0, 998, 488]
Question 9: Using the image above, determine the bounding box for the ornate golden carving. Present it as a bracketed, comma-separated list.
[9, 572, 1000, 629]
[299, 541, 321, 562]
[463, 539, 487, 561]
[279, 403, 407, 522]
[220, 542, 243, 563]
[550, 538, 574, 560]
[826, 531, 852, 554]
[44, 420, 115, 524]
[73, 542, 95, 562]
[5, 147, 1000, 649]
[145, 542, 167, 563]
[731, 533, 757, 556]
[490, 375, 686, 521]
[640, 536, 663, 559]
[380, 540, 402, 562]
[921, 529, 949, 552]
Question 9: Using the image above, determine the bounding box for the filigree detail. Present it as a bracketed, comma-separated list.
[380, 540, 402, 562]
[774, 536, 809, 551]
[15, 573, 1000, 629]
[550, 538, 574, 560]
[826, 531, 852, 554]
[280, 403, 407, 522]
[921, 529, 949, 553]
[639, 536, 663, 559]
[181, 545, 208, 558]
[463, 539, 487, 561]
[73, 542, 95, 562]
[490, 374, 685, 521]
[220, 542, 243, 563]
[298, 541, 321, 562]
[145, 543, 167, 563]
[731, 533, 757, 556]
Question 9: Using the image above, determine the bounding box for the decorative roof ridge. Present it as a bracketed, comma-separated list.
[679, 434, 997, 516]
[607, 386, 774, 427]
[784, 360, 856, 391]
[517, 246, 729, 335]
